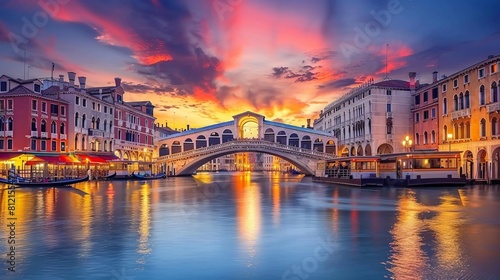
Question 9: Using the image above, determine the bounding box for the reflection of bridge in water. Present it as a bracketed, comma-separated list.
[156, 111, 337, 176]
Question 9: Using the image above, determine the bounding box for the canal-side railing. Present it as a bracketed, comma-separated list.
[156, 139, 337, 162]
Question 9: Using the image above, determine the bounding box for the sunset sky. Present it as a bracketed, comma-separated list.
[1, 0, 499, 129]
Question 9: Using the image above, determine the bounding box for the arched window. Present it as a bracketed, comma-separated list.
[104, 140, 107, 152]
[431, 130, 436, 144]
[460, 122, 464, 139]
[60, 123, 65, 135]
[423, 131, 428, 144]
[453, 95, 458, 111]
[81, 136, 85, 150]
[415, 133, 420, 145]
[96, 118, 100, 130]
[480, 118, 486, 137]
[109, 121, 112, 133]
[41, 120, 46, 132]
[443, 98, 448, 114]
[465, 122, 471, 139]
[465, 91, 470, 108]
[31, 118, 37, 131]
[75, 112, 79, 127]
[492, 82, 499, 103]
[443, 125, 448, 141]
[492, 117, 498, 136]
[7, 118, 12, 131]
[82, 114, 86, 128]
[104, 120, 107, 131]
[454, 123, 458, 139]
[480, 85, 486, 105]
[74, 135, 78, 150]
[51, 121, 56, 134]
[91, 117, 95, 129]
[459, 92, 464, 110]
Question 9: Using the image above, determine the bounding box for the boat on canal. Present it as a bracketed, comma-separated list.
[0, 175, 90, 188]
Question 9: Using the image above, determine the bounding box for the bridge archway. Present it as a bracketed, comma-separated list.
[238, 114, 260, 139]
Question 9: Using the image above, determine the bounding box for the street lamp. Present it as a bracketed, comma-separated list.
[402, 136, 412, 152]
[447, 133, 453, 151]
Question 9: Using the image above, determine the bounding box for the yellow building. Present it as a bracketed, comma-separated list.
[438, 55, 500, 182]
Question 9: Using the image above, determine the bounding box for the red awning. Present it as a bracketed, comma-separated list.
[0, 152, 23, 161]
[58, 155, 80, 164]
[25, 156, 63, 165]
[78, 154, 107, 164]
[97, 154, 120, 161]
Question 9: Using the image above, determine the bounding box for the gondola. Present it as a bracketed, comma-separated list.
[97, 172, 117, 181]
[0, 176, 90, 188]
[131, 172, 167, 180]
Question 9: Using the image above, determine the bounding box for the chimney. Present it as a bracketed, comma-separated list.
[187, 124, 190, 130]
[408, 72, 417, 90]
[114, 77, 121, 87]
[306, 119, 311, 128]
[165, 121, 168, 127]
[78, 76, 86, 91]
[68, 72, 76, 92]
[432, 71, 438, 83]
[58, 74, 64, 90]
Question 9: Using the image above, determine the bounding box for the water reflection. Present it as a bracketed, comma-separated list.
[137, 183, 152, 268]
[234, 173, 261, 269]
[387, 190, 428, 280]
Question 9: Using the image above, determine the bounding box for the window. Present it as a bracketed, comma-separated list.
[0, 139, 3, 149]
[453, 79, 458, 88]
[31, 118, 37, 131]
[415, 133, 420, 145]
[492, 82, 499, 103]
[423, 110, 429, 120]
[51, 121, 56, 133]
[41, 140, 46, 151]
[423, 91, 428, 102]
[432, 88, 438, 99]
[480, 119, 486, 137]
[464, 74, 469, 84]
[7, 139, 12, 150]
[82, 114, 86, 128]
[386, 90, 392, 95]
[97, 104, 101, 112]
[0, 100, 4, 111]
[424, 132, 428, 144]
[32, 100, 37, 111]
[75, 112, 79, 127]
[50, 104, 58, 115]
[104, 106, 107, 113]
[491, 64, 498, 74]
[76, 96, 80, 105]
[386, 103, 391, 112]
[453, 95, 458, 110]
[480, 85, 486, 105]
[7, 100, 13, 110]
[92, 102, 95, 110]
[41, 102, 47, 113]
[443, 125, 448, 141]
[110, 108, 113, 115]
[415, 113, 420, 123]
[431, 108, 436, 119]
[61, 106, 66, 116]
[41, 120, 46, 132]
[442, 84, 447, 92]
[492, 118, 498, 136]
[0, 81, 7, 92]
[61, 142, 66, 152]
[51, 141, 56, 151]
[431, 130, 436, 144]
[479, 68, 485, 78]
[465, 91, 470, 108]
[443, 98, 448, 114]
[60, 123, 65, 134]
[31, 139, 37, 150]
[459, 93, 464, 109]
[83, 99, 87, 107]
[34, 84, 41, 93]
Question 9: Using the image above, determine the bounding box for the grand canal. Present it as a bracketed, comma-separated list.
[1, 172, 499, 279]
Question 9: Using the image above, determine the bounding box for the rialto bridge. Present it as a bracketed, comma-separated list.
[156, 111, 337, 176]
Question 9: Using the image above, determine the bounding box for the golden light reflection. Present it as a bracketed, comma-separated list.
[426, 194, 465, 275]
[331, 188, 339, 236]
[234, 173, 261, 268]
[137, 183, 152, 267]
[271, 176, 280, 225]
[387, 190, 428, 280]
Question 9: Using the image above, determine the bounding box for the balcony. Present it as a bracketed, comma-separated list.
[51, 133, 58, 139]
[31, 131, 38, 137]
[60, 134, 67, 140]
[118, 120, 123, 126]
[5, 131, 12, 137]
[40, 132, 48, 138]
[487, 102, 500, 113]
[386, 112, 393, 118]
[386, 134, 393, 141]
[451, 108, 471, 120]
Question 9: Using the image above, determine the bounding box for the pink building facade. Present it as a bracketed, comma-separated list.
[412, 71, 440, 151]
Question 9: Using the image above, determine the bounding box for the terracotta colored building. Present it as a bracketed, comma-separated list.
[0, 75, 69, 153]
[412, 71, 440, 151]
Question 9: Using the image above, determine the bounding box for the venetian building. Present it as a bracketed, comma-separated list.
[438, 55, 500, 181]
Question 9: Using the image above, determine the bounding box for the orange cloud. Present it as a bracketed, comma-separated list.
[372, 43, 413, 76]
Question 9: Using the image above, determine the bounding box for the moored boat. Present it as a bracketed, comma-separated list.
[131, 172, 167, 180]
[0, 176, 90, 188]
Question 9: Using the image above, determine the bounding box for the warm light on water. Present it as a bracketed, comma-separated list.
[0, 173, 499, 279]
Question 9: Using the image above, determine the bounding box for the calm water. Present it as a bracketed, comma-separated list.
[1, 172, 499, 279]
